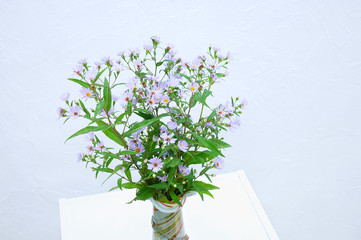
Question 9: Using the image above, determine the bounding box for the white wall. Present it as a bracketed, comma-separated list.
[1, 0, 361, 239]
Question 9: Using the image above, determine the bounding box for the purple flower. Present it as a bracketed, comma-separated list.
[77, 58, 87, 65]
[133, 59, 143, 70]
[101, 56, 113, 65]
[151, 36, 160, 43]
[57, 107, 65, 119]
[228, 116, 241, 131]
[147, 157, 163, 173]
[113, 63, 124, 72]
[94, 61, 102, 68]
[85, 132, 95, 141]
[213, 157, 224, 170]
[167, 76, 179, 88]
[133, 144, 145, 156]
[69, 105, 81, 119]
[159, 125, 168, 135]
[60, 92, 70, 102]
[96, 141, 105, 152]
[177, 140, 188, 152]
[143, 44, 153, 52]
[117, 50, 126, 57]
[157, 175, 168, 182]
[178, 165, 190, 175]
[86, 145, 94, 152]
[85, 68, 98, 81]
[190, 59, 200, 70]
[153, 135, 159, 141]
[77, 153, 83, 162]
[205, 122, 215, 129]
[161, 133, 176, 145]
[161, 95, 170, 105]
[167, 121, 178, 130]
[241, 98, 248, 108]
[189, 82, 199, 93]
[80, 87, 93, 99]
[73, 65, 83, 75]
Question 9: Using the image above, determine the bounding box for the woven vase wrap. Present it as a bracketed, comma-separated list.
[149, 192, 195, 240]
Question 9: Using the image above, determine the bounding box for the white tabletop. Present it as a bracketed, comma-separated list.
[59, 170, 279, 240]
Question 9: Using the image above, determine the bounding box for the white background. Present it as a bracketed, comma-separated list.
[1, 0, 361, 239]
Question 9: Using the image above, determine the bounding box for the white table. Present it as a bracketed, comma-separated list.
[59, 170, 279, 240]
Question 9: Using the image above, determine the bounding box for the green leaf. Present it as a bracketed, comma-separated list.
[94, 68, 107, 82]
[178, 73, 191, 82]
[164, 158, 181, 168]
[156, 61, 163, 67]
[94, 101, 105, 118]
[136, 187, 156, 201]
[122, 113, 169, 138]
[134, 108, 154, 119]
[65, 125, 109, 142]
[117, 178, 122, 190]
[208, 139, 231, 148]
[191, 133, 223, 157]
[103, 77, 112, 111]
[122, 182, 140, 189]
[78, 100, 90, 116]
[125, 168, 132, 182]
[193, 181, 219, 190]
[118, 150, 138, 155]
[170, 191, 183, 207]
[186, 150, 217, 165]
[95, 120, 126, 147]
[148, 183, 169, 189]
[67, 78, 91, 88]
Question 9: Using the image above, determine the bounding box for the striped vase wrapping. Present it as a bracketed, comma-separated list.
[149, 192, 195, 240]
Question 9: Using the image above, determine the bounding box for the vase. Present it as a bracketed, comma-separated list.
[149, 192, 195, 240]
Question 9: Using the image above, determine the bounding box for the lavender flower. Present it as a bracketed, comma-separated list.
[133, 59, 143, 70]
[77, 58, 87, 65]
[73, 65, 83, 75]
[80, 87, 93, 99]
[177, 140, 188, 152]
[147, 157, 163, 173]
[86, 145, 94, 152]
[69, 105, 81, 119]
[57, 107, 65, 118]
[228, 116, 241, 131]
[161, 133, 176, 145]
[60, 92, 70, 102]
[151, 36, 160, 43]
[96, 141, 105, 152]
[143, 44, 153, 52]
[77, 153, 83, 162]
[157, 175, 168, 182]
[178, 165, 190, 175]
[85, 132, 95, 141]
[213, 157, 224, 170]
[161, 95, 170, 104]
[189, 82, 199, 93]
[159, 125, 168, 136]
[167, 121, 178, 130]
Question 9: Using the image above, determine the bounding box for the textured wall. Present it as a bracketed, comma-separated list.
[1, 0, 361, 239]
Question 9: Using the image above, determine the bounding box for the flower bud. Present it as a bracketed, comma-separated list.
[144, 159, 148, 163]
[173, 184, 177, 188]
[170, 157, 173, 160]
[182, 181, 186, 184]
[153, 174, 156, 178]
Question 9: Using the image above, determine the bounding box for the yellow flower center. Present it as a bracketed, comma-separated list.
[86, 92, 90, 97]
[164, 99, 169, 103]
[190, 87, 195, 91]
[136, 148, 140, 153]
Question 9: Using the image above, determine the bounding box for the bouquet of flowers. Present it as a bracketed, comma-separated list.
[58, 36, 245, 206]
